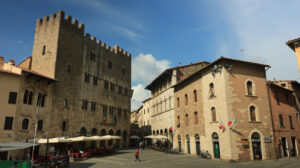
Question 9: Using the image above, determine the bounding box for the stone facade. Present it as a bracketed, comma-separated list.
[0, 10, 132, 159]
[145, 62, 209, 144]
[267, 81, 300, 158]
[173, 57, 277, 161]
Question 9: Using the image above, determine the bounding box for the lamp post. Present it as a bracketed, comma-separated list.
[31, 100, 41, 168]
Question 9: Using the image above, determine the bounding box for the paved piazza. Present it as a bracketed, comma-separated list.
[70, 149, 300, 168]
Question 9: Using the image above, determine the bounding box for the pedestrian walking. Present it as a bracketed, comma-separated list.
[134, 149, 140, 162]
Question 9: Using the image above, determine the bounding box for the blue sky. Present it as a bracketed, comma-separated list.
[0, 0, 299, 110]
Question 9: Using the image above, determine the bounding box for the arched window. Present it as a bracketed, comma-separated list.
[193, 90, 197, 102]
[185, 94, 188, 105]
[116, 130, 121, 136]
[123, 131, 128, 147]
[211, 107, 216, 122]
[209, 83, 215, 97]
[22, 118, 29, 130]
[164, 128, 168, 135]
[247, 81, 253, 95]
[156, 130, 159, 135]
[100, 129, 106, 136]
[37, 120, 43, 131]
[153, 130, 155, 135]
[185, 114, 189, 126]
[177, 97, 180, 108]
[108, 129, 114, 145]
[91, 128, 97, 136]
[80, 127, 87, 136]
[160, 129, 163, 135]
[177, 116, 180, 127]
[194, 112, 198, 125]
[250, 106, 256, 121]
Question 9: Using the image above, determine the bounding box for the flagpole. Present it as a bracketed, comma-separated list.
[31, 99, 40, 167]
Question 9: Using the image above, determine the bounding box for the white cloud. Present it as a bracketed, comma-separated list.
[131, 53, 171, 111]
[131, 84, 151, 111]
[132, 53, 171, 84]
[219, 0, 300, 80]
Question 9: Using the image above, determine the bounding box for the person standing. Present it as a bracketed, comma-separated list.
[134, 149, 140, 162]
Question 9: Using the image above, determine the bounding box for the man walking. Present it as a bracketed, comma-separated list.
[135, 149, 140, 162]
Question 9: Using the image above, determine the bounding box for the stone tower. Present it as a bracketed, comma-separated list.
[30, 10, 132, 144]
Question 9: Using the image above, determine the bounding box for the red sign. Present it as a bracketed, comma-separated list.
[169, 127, 173, 132]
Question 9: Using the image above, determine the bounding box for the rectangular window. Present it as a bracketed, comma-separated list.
[62, 121, 67, 131]
[104, 80, 109, 89]
[118, 86, 122, 94]
[8, 92, 17, 104]
[109, 106, 114, 115]
[279, 114, 284, 128]
[84, 73, 90, 83]
[289, 116, 294, 129]
[4, 117, 13, 130]
[91, 102, 96, 112]
[108, 61, 112, 69]
[103, 105, 107, 122]
[37, 93, 42, 106]
[41, 94, 46, 107]
[82, 99, 88, 110]
[93, 76, 98, 86]
[111, 83, 114, 91]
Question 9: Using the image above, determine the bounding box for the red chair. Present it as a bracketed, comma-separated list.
[72, 153, 79, 158]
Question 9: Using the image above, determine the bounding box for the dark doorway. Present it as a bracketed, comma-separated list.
[212, 133, 220, 159]
[178, 136, 181, 152]
[281, 137, 288, 157]
[291, 137, 297, 157]
[251, 132, 262, 160]
[195, 134, 200, 155]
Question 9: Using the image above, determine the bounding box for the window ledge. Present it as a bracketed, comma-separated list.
[208, 95, 216, 99]
[210, 121, 218, 124]
[246, 95, 258, 98]
[249, 121, 261, 123]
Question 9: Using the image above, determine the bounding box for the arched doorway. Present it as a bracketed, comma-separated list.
[251, 132, 262, 160]
[100, 129, 106, 147]
[178, 136, 181, 152]
[212, 132, 220, 158]
[116, 130, 121, 148]
[108, 130, 114, 146]
[123, 131, 128, 147]
[195, 134, 200, 155]
[90, 128, 97, 148]
[80, 127, 87, 149]
[186, 135, 190, 154]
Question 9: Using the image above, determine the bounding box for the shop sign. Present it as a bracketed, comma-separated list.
[264, 137, 272, 143]
[241, 139, 249, 145]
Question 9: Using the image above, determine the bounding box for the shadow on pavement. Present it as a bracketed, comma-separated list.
[70, 163, 95, 168]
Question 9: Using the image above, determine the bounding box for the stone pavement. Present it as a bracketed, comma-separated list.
[70, 149, 300, 168]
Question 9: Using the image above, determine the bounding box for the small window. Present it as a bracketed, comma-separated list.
[84, 73, 90, 83]
[4, 117, 13, 130]
[281, 83, 286, 87]
[22, 118, 29, 130]
[42, 45, 46, 55]
[108, 61, 112, 69]
[122, 68, 126, 75]
[103, 105, 107, 122]
[90, 50, 96, 61]
[193, 90, 197, 102]
[64, 99, 68, 108]
[67, 65, 71, 73]
[37, 93, 42, 106]
[185, 114, 188, 126]
[41, 94, 46, 107]
[104, 80, 109, 89]
[82, 99, 88, 110]
[23, 90, 29, 104]
[177, 97, 180, 108]
[93, 76, 98, 86]
[111, 83, 114, 91]
[250, 106, 256, 121]
[194, 112, 198, 125]
[37, 120, 43, 131]
[211, 107, 216, 122]
[185, 94, 188, 105]
[8, 92, 17, 104]
[279, 114, 284, 128]
[209, 83, 214, 97]
[91, 102, 96, 112]
[62, 121, 67, 131]
[118, 86, 122, 94]
[118, 109, 121, 117]
[289, 116, 294, 129]
[247, 81, 253, 95]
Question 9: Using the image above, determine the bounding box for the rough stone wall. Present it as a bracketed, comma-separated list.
[17, 57, 32, 69]
[268, 84, 300, 157]
[30, 11, 131, 147]
[173, 72, 205, 155]
[225, 62, 275, 160]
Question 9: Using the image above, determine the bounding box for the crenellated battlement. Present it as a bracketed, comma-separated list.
[36, 10, 131, 58]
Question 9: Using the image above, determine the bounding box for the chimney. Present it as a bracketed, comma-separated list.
[8, 59, 15, 66]
[0, 56, 4, 68]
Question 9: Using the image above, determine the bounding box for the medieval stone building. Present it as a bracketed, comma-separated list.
[0, 10, 132, 159]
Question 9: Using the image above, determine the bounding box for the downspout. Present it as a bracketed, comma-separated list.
[266, 84, 278, 159]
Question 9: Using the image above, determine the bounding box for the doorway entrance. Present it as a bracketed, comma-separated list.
[291, 137, 297, 157]
[195, 134, 200, 155]
[281, 137, 288, 157]
[186, 135, 190, 154]
[178, 136, 181, 152]
[251, 132, 262, 160]
[212, 132, 220, 159]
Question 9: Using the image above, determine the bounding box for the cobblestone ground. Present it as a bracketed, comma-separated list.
[70, 149, 300, 168]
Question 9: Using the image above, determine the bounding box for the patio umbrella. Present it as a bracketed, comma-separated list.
[130, 135, 140, 139]
[37, 137, 72, 144]
[90, 136, 103, 141]
[100, 135, 121, 140]
[155, 135, 168, 139]
[144, 135, 156, 139]
[70, 136, 95, 142]
[0, 142, 38, 151]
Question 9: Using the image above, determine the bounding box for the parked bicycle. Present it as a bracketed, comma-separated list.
[200, 150, 211, 159]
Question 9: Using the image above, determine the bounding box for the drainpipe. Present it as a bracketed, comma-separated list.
[266, 84, 278, 159]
